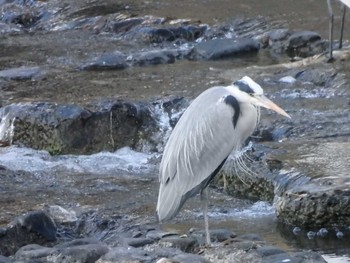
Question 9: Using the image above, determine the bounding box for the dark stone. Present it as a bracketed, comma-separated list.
[287, 31, 321, 49]
[108, 17, 144, 33]
[130, 49, 177, 66]
[13, 211, 57, 241]
[135, 25, 207, 43]
[14, 244, 57, 262]
[256, 246, 286, 257]
[0, 66, 44, 80]
[98, 246, 155, 262]
[81, 51, 128, 71]
[146, 230, 178, 241]
[0, 3, 42, 28]
[208, 229, 236, 242]
[212, 229, 236, 242]
[125, 237, 154, 247]
[55, 244, 109, 263]
[295, 68, 337, 86]
[290, 251, 327, 263]
[191, 38, 259, 60]
[160, 236, 198, 252]
[54, 238, 102, 249]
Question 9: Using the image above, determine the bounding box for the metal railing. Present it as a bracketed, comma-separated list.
[327, 0, 349, 60]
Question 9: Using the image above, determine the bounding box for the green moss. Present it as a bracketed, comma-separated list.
[47, 138, 62, 155]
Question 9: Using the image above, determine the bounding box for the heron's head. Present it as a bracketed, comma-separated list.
[233, 76, 291, 118]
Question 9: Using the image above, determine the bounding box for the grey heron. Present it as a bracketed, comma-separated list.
[157, 76, 290, 245]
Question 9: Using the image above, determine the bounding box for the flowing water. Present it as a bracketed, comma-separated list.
[1, 0, 350, 262]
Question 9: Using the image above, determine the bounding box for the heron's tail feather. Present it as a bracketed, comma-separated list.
[156, 182, 183, 222]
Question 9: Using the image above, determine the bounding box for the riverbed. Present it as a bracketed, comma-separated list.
[1, 0, 350, 262]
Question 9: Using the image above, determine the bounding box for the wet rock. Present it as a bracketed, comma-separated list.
[0, 100, 158, 154]
[160, 236, 198, 252]
[256, 245, 286, 257]
[291, 251, 327, 263]
[54, 238, 102, 249]
[190, 228, 236, 243]
[81, 51, 128, 70]
[125, 237, 155, 247]
[172, 253, 210, 263]
[0, 255, 12, 263]
[14, 244, 57, 262]
[295, 68, 337, 86]
[130, 49, 177, 66]
[132, 24, 207, 43]
[287, 31, 321, 50]
[96, 246, 155, 263]
[12, 210, 57, 241]
[274, 176, 350, 227]
[0, 210, 56, 255]
[0, 66, 44, 80]
[0, 3, 42, 28]
[55, 243, 109, 263]
[190, 38, 260, 60]
[108, 17, 145, 33]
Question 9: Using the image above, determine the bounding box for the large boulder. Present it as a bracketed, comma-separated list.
[0, 100, 158, 155]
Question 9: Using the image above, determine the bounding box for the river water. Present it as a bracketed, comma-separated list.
[1, 0, 350, 262]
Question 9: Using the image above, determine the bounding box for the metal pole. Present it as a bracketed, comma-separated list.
[340, 4, 346, 49]
[327, 0, 334, 60]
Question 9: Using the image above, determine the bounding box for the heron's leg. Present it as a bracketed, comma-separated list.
[201, 187, 211, 246]
[327, 0, 334, 61]
[340, 4, 346, 49]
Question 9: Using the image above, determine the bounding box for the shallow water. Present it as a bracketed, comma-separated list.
[1, 0, 350, 261]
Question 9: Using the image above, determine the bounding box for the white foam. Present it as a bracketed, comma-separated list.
[0, 146, 156, 175]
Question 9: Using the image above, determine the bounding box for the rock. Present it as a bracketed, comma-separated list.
[13, 211, 57, 241]
[130, 49, 177, 66]
[287, 31, 321, 50]
[190, 228, 236, 243]
[132, 24, 207, 43]
[146, 230, 178, 241]
[0, 210, 58, 256]
[191, 38, 259, 60]
[125, 237, 155, 247]
[108, 17, 145, 33]
[0, 255, 12, 263]
[96, 246, 155, 263]
[54, 238, 102, 249]
[172, 253, 211, 263]
[256, 246, 286, 257]
[81, 51, 128, 70]
[0, 100, 158, 154]
[0, 66, 44, 80]
[295, 68, 337, 86]
[14, 244, 57, 262]
[160, 236, 198, 252]
[44, 205, 78, 224]
[285, 31, 326, 57]
[290, 251, 327, 263]
[55, 243, 109, 263]
[0, 3, 42, 28]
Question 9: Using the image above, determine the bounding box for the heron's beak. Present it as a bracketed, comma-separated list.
[254, 95, 291, 118]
